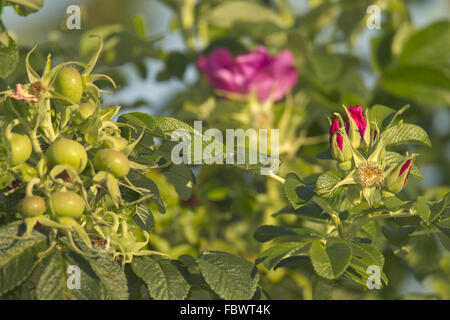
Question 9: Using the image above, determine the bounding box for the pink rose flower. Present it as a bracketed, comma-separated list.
[197, 46, 298, 102]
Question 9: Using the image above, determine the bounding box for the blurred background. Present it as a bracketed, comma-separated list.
[1, 0, 449, 299]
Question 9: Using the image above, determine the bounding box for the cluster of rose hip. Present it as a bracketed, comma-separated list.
[327, 105, 414, 203]
[0, 43, 146, 259]
[7, 66, 129, 216]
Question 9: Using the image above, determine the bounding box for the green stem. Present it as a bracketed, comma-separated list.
[267, 171, 285, 184]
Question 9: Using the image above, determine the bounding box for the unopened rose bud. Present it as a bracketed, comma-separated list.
[385, 156, 415, 194]
[329, 119, 352, 163]
[345, 105, 370, 151]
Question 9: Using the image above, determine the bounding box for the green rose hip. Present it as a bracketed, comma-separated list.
[50, 191, 85, 219]
[9, 133, 32, 165]
[93, 149, 130, 178]
[54, 67, 83, 105]
[46, 138, 88, 173]
[20, 195, 47, 217]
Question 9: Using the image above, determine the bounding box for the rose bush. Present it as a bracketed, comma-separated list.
[0, 0, 448, 301]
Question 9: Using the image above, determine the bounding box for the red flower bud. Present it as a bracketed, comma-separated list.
[385, 156, 415, 194]
[345, 105, 371, 150]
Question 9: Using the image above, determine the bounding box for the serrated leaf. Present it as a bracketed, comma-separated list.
[132, 256, 190, 300]
[382, 123, 431, 147]
[161, 164, 194, 201]
[0, 223, 48, 296]
[429, 193, 450, 222]
[256, 241, 308, 270]
[347, 242, 384, 268]
[119, 112, 195, 139]
[283, 173, 314, 209]
[128, 170, 166, 213]
[435, 218, 450, 238]
[86, 253, 129, 300]
[309, 240, 352, 280]
[315, 171, 344, 198]
[36, 251, 69, 300]
[197, 251, 259, 300]
[36, 250, 106, 300]
[133, 204, 154, 233]
[62, 250, 107, 300]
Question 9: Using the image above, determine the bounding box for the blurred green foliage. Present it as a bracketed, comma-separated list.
[0, 0, 449, 299]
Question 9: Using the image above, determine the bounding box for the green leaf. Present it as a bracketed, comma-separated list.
[132, 256, 190, 300]
[5, 0, 43, 16]
[416, 196, 431, 224]
[283, 173, 315, 209]
[254, 225, 321, 243]
[382, 123, 431, 147]
[437, 232, 450, 251]
[197, 251, 259, 300]
[161, 164, 194, 201]
[119, 112, 195, 139]
[429, 193, 450, 222]
[369, 104, 395, 128]
[398, 21, 450, 67]
[0, 37, 18, 79]
[256, 241, 308, 270]
[384, 151, 423, 180]
[0, 223, 47, 296]
[370, 30, 394, 73]
[36, 250, 106, 300]
[86, 253, 129, 300]
[381, 66, 450, 105]
[273, 203, 326, 221]
[128, 170, 166, 213]
[315, 171, 344, 198]
[36, 251, 69, 300]
[206, 1, 287, 29]
[133, 204, 154, 233]
[435, 218, 450, 238]
[347, 242, 384, 268]
[309, 240, 352, 280]
[382, 225, 415, 246]
[62, 250, 108, 300]
[232, 20, 284, 38]
[381, 197, 402, 211]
